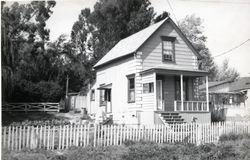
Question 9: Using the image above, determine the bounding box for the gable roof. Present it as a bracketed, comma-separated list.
[94, 17, 201, 68]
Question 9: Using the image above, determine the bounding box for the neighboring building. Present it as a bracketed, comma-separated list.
[86, 18, 210, 125]
[200, 77, 250, 121]
[67, 92, 87, 112]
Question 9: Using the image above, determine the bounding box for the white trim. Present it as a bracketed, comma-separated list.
[180, 74, 184, 111]
[154, 72, 157, 111]
[206, 76, 209, 112]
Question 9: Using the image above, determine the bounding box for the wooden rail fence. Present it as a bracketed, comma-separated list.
[2, 103, 60, 112]
[2, 122, 250, 150]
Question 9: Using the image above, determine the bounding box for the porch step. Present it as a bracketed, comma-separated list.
[160, 112, 186, 124]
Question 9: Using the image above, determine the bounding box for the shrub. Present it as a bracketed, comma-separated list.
[64, 146, 127, 160]
[11, 80, 63, 102]
[9, 119, 71, 126]
[219, 133, 250, 142]
[50, 155, 67, 160]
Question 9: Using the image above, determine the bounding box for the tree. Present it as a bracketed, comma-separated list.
[215, 59, 239, 81]
[177, 14, 218, 80]
[1, 1, 56, 102]
[70, 0, 155, 85]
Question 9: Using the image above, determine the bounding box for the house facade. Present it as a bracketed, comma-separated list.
[200, 77, 250, 121]
[86, 18, 210, 125]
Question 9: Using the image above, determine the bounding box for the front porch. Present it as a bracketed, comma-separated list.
[141, 68, 210, 124]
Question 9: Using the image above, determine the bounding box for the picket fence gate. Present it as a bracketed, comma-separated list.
[2, 122, 250, 151]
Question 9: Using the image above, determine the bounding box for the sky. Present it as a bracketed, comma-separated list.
[5, 0, 250, 77]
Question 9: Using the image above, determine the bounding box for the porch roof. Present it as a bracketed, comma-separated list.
[140, 66, 209, 77]
[97, 83, 112, 90]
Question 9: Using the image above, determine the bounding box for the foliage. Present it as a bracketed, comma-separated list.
[70, 0, 155, 83]
[11, 80, 63, 102]
[3, 136, 250, 160]
[2, 135, 250, 160]
[177, 14, 218, 80]
[219, 133, 250, 142]
[8, 119, 71, 127]
[1, 1, 57, 102]
[215, 59, 240, 81]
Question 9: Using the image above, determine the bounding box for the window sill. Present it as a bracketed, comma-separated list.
[162, 60, 176, 64]
[128, 101, 135, 103]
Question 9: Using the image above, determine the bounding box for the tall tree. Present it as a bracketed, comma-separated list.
[177, 14, 218, 80]
[1, 1, 56, 102]
[215, 59, 239, 81]
[71, 0, 155, 85]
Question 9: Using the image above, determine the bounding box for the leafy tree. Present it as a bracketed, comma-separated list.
[70, 0, 155, 87]
[177, 14, 218, 80]
[215, 59, 239, 81]
[1, 1, 56, 102]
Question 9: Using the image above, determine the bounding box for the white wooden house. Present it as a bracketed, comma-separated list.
[86, 18, 210, 125]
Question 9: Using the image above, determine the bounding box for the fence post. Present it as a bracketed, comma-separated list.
[93, 124, 96, 147]
[25, 104, 28, 113]
[196, 123, 202, 145]
[43, 104, 46, 112]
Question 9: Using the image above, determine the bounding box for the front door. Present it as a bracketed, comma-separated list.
[156, 80, 163, 110]
[106, 89, 112, 113]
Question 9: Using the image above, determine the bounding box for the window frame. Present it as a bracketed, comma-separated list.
[161, 36, 176, 63]
[99, 89, 106, 107]
[127, 75, 135, 103]
[143, 82, 154, 94]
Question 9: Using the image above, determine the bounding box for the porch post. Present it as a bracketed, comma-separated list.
[180, 74, 184, 111]
[206, 76, 209, 111]
[153, 72, 157, 111]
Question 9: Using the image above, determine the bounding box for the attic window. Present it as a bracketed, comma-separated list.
[161, 36, 176, 62]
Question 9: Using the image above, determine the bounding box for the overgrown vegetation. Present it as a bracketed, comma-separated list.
[2, 134, 250, 160]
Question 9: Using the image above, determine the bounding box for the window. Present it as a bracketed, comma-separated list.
[90, 90, 95, 101]
[100, 90, 106, 106]
[99, 89, 111, 106]
[143, 83, 154, 93]
[161, 36, 176, 62]
[128, 77, 135, 102]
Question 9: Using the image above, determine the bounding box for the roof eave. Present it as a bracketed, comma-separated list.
[93, 52, 135, 70]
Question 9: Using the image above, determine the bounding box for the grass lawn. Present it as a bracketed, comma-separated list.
[2, 134, 250, 160]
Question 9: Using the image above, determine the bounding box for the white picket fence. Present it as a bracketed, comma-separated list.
[2, 122, 250, 150]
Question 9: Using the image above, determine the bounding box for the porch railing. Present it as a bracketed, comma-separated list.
[174, 100, 208, 112]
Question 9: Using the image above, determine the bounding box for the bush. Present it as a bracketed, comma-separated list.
[11, 79, 63, 102]
[219, 133, 250, 142]
[64, 146, 127, 160]
[9, 119, 71, 126]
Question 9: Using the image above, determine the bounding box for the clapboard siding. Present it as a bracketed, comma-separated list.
[89, 56, 136, 116]
[139, 22, 198, 71]
[141, 73, 155, 110]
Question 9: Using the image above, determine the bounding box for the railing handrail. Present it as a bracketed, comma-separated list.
[174, 100, 208, 112]
[175, 100, 206, 103]
[2, 102, 60, 112]
[3, 102, 59, 105]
